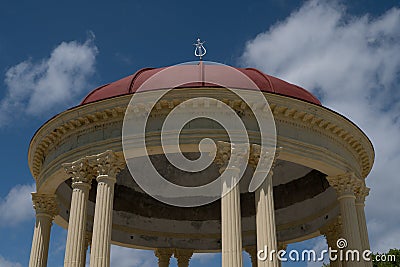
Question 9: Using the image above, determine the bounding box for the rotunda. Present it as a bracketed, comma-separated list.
[28, 61, 374, 267]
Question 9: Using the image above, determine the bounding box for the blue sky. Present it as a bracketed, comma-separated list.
[0, 1, 399, 266]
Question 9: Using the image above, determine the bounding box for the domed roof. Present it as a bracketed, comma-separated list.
[81, 64, 321, 105]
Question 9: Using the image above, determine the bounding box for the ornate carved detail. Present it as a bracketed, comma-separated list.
[267, 100, 372, 178]
[226, 143, 249, 169]
[62, 158, 94, 189]
[31, 106, 126, 178]
[249, 144, 280, 172]
[63, 151, 125, 186]
[31, 193, 59, 217]
[320, 216, 342, 248]
[326, 173, 362, 196]
[30, 94, 373, 183]
[87, 150, 125, 178]
[214, 141, 249, 172]
[214, 141, 230, 168]
[354, 182, 370, 203]
[174, 249, 194, 266]
[155, 248, 173, 264]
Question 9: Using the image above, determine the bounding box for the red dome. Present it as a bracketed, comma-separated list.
[81, 64, 321, 105]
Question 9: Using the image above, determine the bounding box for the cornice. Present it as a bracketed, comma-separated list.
[29, 89, 374, 181]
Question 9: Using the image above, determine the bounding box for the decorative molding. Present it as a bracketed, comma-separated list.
[31, 193, 59, 217]
[214, 141, 231, 170]
[62, 158, 94, 189]
[30, 106, 126, 178]
[214, 141, 249, 173]
[29, 91, 373, 184]
[87, 150, 125, 178]
[354, 182, 370, 203]
[62, 150, 125, 187]
[174, 249, 194, 265]
[326, 173, 362, 196]
[249, 144, 281, 171]
[154, 248, 174, 263]
[320, 216, 342, 248]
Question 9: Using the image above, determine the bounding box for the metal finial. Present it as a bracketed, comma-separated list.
[194, 38, 206, 60]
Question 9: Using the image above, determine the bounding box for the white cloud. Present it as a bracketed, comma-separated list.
[0, 34, 98, 126]
[110, 246, 157, 267]
[0, 255, 22, 267]
[0, 183, 35, 226]
[241, 0, 400, 252]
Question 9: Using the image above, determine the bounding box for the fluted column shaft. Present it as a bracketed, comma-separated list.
[65, 183, 91, 267]
[89, 175, 116, 267]
[255, 173, 278, 267]
[155, 248, 173, 267]
[29, 194, 58, 267]
[63, 159, 93, 267]
[251, 145, 279, 267]
[338, 194, 362, 252]
[30, 214, 52, 267]
[221, 169, 243, 267]
[355, 204, 371, 267]
[327, 174, 363, 267]
[355, 203, 369, 251]
[215, 142, 248, 267]
[89, 150, 123, 267]
[355, 185, 371, 267]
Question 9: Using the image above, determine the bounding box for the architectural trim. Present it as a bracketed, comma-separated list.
[29, 91, 373, 183]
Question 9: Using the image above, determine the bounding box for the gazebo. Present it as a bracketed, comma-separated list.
[28, 62, 374, 267]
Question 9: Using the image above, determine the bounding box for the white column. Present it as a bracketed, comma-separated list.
[155, 248, 173, 267]
[215, 142, 249, 267]
[29, 193, 58, 267]
[221, 176, 243, 267]
[255, 177, 278, 267]
[63, 158, 93, 267]
[251, 145, 279, 267]
[320, 217, 343, 267]
[327, 173, 363, 267]
[89, 151, 124, 267]
[355, 183, 372, 267]
[174, 249, 194, 267]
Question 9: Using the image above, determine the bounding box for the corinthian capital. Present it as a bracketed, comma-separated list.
[326, 172, 362, 197]
[249, 144, 280, 171]
[31, 193, 59, 218]
[88, 150, 125, 178]
[320, 216, 342, 248]
[354, 182, 370, 203]
[214, 141, 249, 172]
[154, 248, 173, 263]
[174, 249, 194, 265]
[62, 158, 94, 189]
